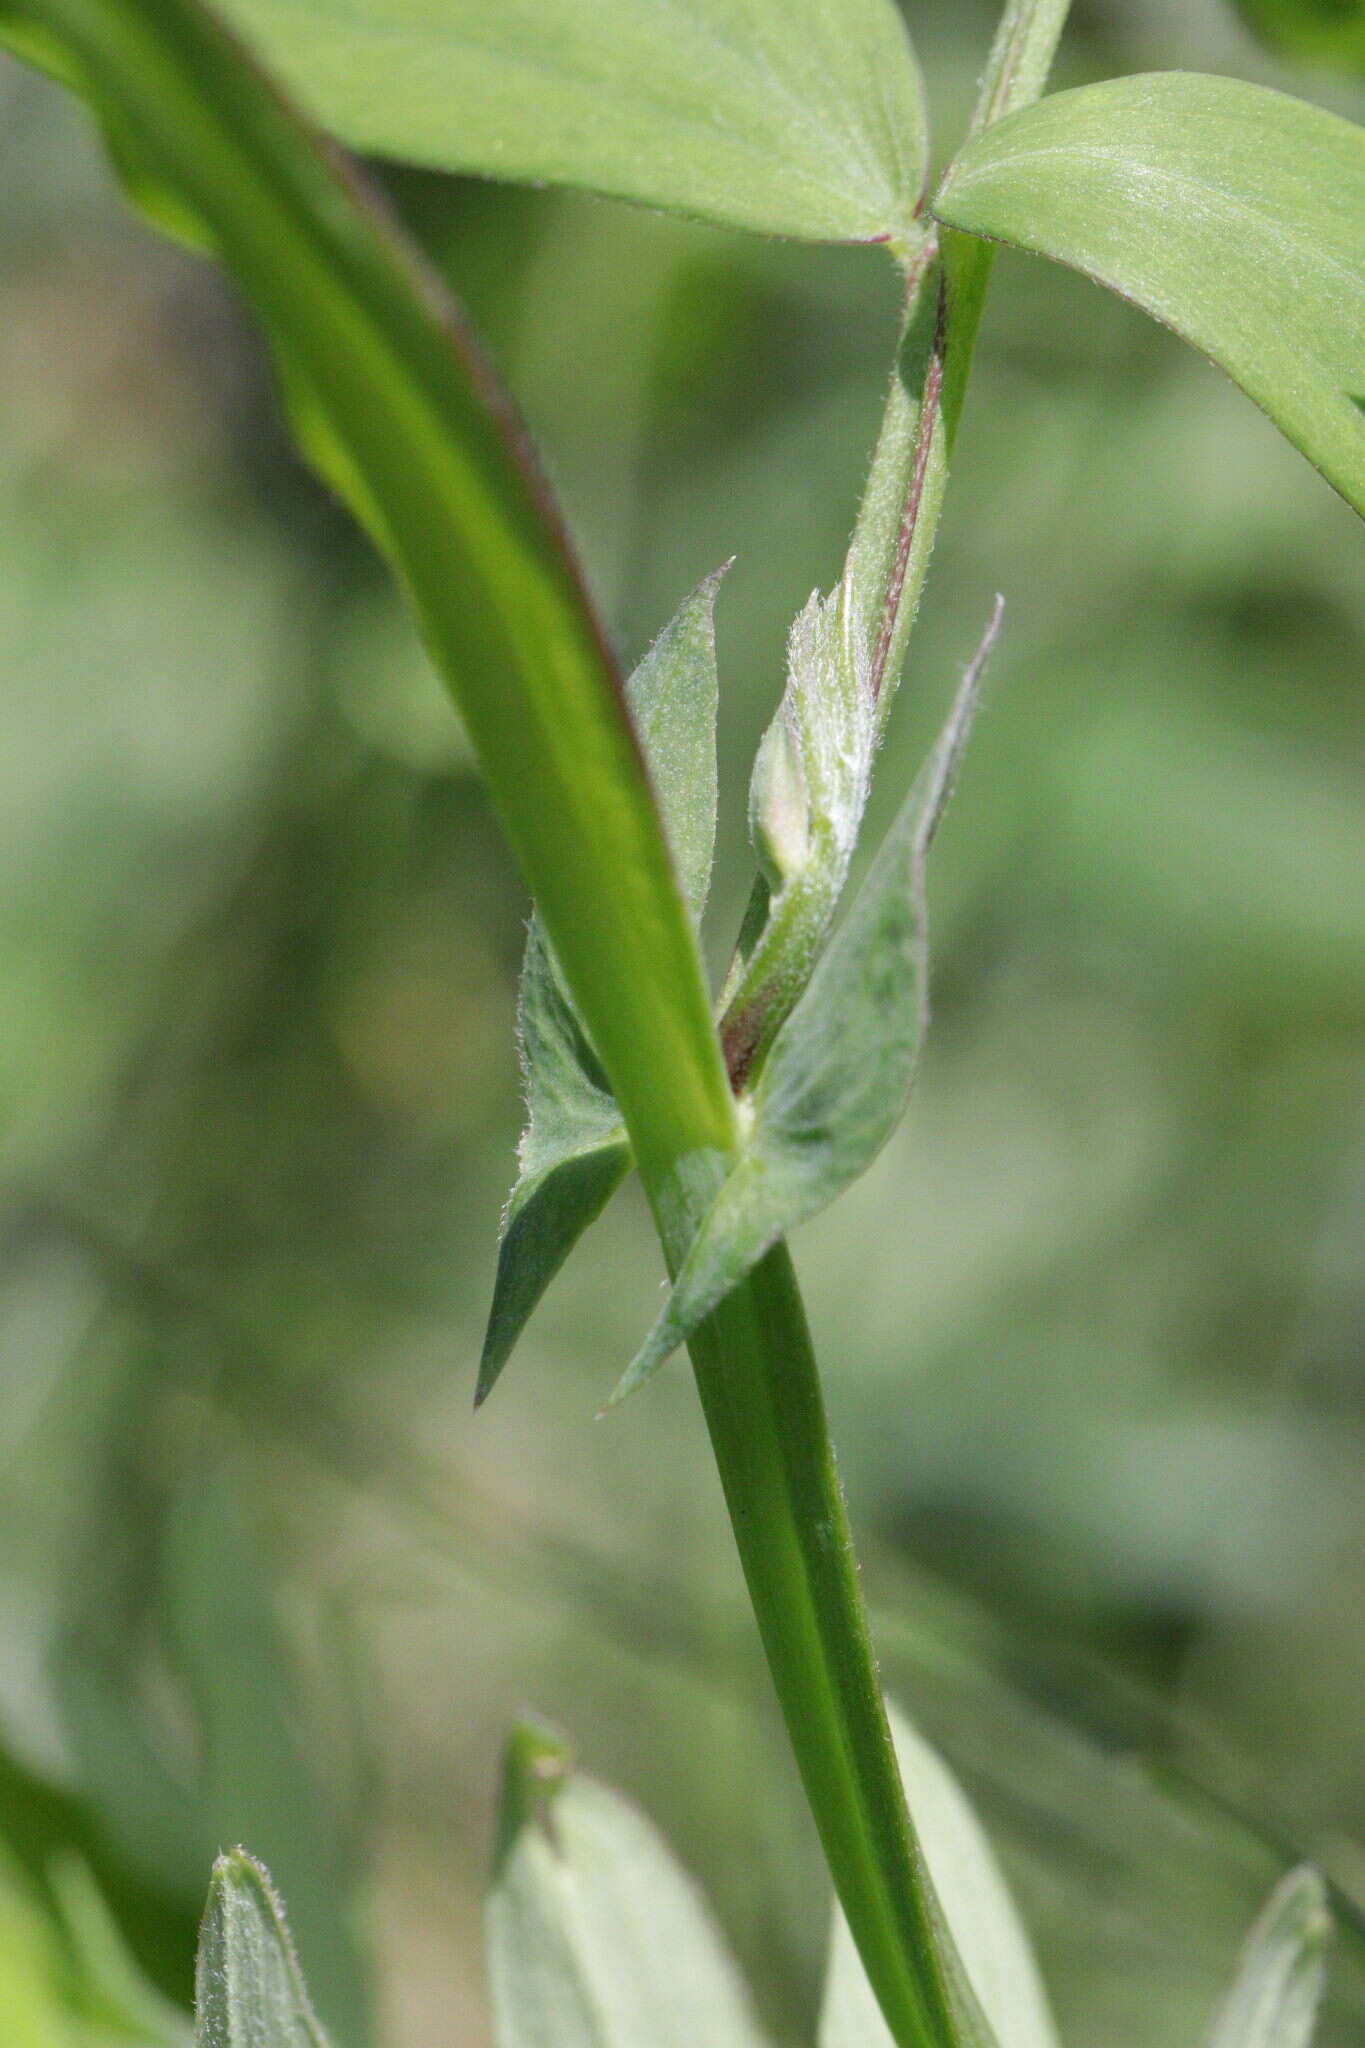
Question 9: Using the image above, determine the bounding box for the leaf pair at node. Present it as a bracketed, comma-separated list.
[480, 564, 999, 1410]
[610, 603, 1000, 1408]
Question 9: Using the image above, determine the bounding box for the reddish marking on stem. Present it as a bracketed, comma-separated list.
[722, 994, 769, 1096]
[901, 232, 938, 306]
[868, 279, 947, 706]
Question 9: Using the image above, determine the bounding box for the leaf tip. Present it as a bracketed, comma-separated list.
[473, 1337, 505, 1411]
[920, 593, 1003, 854]
[494, 1719, 573, 1868]
[601, 1322, 677, 1413]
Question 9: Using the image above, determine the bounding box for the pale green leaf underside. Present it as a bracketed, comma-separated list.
[1207, 1866, 1332, 2048]
[195, 1851, 331, 2048]
[488, 1725, 771, 2048]
[933, 73, 1365, 516]
[216, 0, 928, 248]
[821, 1701, 1059, 2048]
[611, 638, 988, 1405]
[479, 573, 726, 1400]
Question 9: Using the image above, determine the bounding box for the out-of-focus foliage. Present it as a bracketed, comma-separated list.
[1229, 0, 1365, 73]
[0, 2, 1362, 2044]
[0, 1849, 186, 2045]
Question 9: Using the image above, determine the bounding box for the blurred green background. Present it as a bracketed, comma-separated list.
[0, 1, 1362, 2042]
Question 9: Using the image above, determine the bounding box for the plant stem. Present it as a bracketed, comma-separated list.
[973, 0, 1076, 130]
[645, 1193, 959, 2048]
[694, 10, 1080, 2042]
[12, 0, 1073, 2041]
[940, 0, 1077, 435]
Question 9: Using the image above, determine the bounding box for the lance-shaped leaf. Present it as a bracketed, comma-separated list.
[933, 74, 1365, 516]
[820, 1701, 1059, 2048]
[487, 1723, 771, 2048]
[1206, 1866, 1333, 2048]
[1230, 0, 1365, 74]
[479, 571, 725, 1403]
[195, 1850, 331, 2048]
[610, 606, 998, 1406]
[215, 0, 928, 251]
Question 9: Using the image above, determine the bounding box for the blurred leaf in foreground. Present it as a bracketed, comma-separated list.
[1207, 1865, 1333, 2048]
[487, 1721, 771, 2048]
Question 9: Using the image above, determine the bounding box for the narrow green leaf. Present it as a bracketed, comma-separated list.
[820, 1703, 1058, 2048]
[1229, 0, 1365, 74]
[487, 1723, 772, 2048]
[214, 0, 929, 250]
[610, 605, 998, 1405]
[933, 73, 1365, 516]
[1207, 1866, 1333, 2048]
[195, 1850, 331, 2048]
[0, 0, 734, 1183]
[478, 570, 726, 1400]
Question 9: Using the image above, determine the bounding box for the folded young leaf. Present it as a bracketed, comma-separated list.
[487, 1723, 771, 2048]
[723, 283, 946, 1089]
[195, 1850, 331, 2048]
[933, 74, 1365, 516]
[215, 0, 929, 251]
[479, 572, 725, 1401]
[627, 566, 727, 929]
[610, 605, 998, 1405]
[1206, 1865, 1332, 2048]
[1230, 0, 1365, 75]
[819, 1702, 1058, 2048]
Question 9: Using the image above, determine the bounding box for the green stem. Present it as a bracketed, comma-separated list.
[1, 0, 1074, 2040]
[645, 1187, 958, 2048]
[941, 0, 1077, 436]
[972, 0, 1076, 131]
